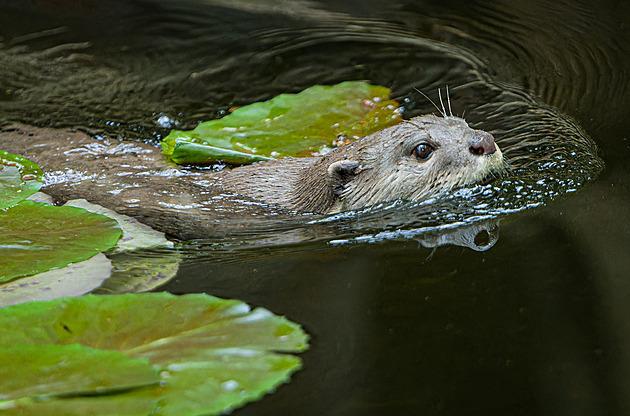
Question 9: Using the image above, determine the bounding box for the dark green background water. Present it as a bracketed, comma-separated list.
[1, 0, 629, 415]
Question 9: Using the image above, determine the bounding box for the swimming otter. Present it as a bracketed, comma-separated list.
[223, 114, 504, 213]
[0, 115, 503, 238]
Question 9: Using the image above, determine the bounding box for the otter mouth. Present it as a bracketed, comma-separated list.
[477, 165, 506, 185]
[476, 149, 507, 186]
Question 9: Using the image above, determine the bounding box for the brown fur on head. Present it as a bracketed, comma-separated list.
[223, 115, 504, 214]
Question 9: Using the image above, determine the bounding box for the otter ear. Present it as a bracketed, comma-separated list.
[327, 160, 359, 196]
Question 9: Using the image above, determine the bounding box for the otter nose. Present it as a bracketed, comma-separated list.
[469, 132, 497, 156]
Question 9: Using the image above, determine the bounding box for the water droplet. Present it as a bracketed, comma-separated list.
[221, 380, 239, 392]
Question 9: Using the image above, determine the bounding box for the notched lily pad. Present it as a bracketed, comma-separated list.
[0, 150, 43, 209]
[0, 200, 122, 283]
[163, 81, 401, 164]
[0, 293, 309, 416]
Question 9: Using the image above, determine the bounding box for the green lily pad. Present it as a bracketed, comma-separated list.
[62, 199, 180, 293]
[163, 81, 401, 164]
[0, 253, 112, 307]
[0, 394, 157, 416]
[0, 200, 122, 283]
[0, 199, 177, 303]
[0, 150, 43, 209]
[0, 293, 309, 416]
[0, 343, 159, 400]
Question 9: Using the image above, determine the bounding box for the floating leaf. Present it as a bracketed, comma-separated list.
[62, 199, 180, 293]
[0, 343, 159, 400]
[0, 200, 122, 283]
[163, 81, 401, 164]
[64, 199, 174, 253]
[0, 254, 112, 307]
[0, 150, 43, 209]
[0, 393, 157, 416]
[0, 293, 308, 416]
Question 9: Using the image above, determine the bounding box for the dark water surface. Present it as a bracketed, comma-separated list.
[1, 0, 630, 415]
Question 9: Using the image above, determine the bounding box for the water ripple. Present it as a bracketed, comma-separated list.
[0, 0, 609, 248]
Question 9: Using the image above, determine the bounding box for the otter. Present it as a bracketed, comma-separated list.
[223, 114, 503, 213]
[0, 115, 503, 239]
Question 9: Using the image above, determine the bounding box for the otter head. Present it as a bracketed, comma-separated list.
[299, 114, 505, 213]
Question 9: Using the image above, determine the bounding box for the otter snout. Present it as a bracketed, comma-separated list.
[469, 131, 497, 156]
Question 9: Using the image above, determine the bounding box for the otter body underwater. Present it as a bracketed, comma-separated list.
[0, 115, 504, 239]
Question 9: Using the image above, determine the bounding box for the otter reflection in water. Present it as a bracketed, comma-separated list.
[0, 115, 505, 239]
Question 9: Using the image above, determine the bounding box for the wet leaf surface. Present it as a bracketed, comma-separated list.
[0, 200, 122, 283]
[0, 293, 309, 416]
[0, 150, 42, 210]
[64, 199, 174, 253]
[0, 343, 159, 400]
[63, 199, 181, 293]
[162, 81, 401, 164]
[0, 254, 112, 307]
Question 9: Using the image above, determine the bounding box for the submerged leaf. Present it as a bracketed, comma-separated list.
[0, 150, 43, 209]
[94, 249, 181, 294]
[163, 81, 401, 164]
[0, 293, 308, 416]
[0, 200, 122, 283]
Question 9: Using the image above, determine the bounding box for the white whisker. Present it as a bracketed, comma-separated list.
[438, 88, 447, 118]
[414, 87, 444, 117]
[446, 85, 453, 117]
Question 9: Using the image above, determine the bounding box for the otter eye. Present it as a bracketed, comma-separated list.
[412, 143, 434, 162]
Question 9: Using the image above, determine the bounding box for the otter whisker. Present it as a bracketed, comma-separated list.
[438, 88, 447, 119]
[414, 87, 444, 117]
[446, 85, 453, 117]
